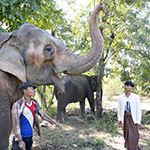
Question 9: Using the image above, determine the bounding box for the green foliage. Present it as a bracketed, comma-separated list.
[132, 58, 150, 93]
[45, 105, 57, 117]
[44, 85, 55, 104]
[55, 2, 91, 54]
[36, 85, 55, 109]
[141, 114, 150, 125]
[0, 0, 66, 32]
[93, 109, 118, 136]
[55, 23, 75, 50]
[103, 77, 123, 99]
[59, 0, 149, 85]
[74, 137, 105, 149]
[55, 0, 150, 117]
[112, 1, 150, 90]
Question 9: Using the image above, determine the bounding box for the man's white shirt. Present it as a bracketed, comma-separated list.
[118, 92, 141, 124]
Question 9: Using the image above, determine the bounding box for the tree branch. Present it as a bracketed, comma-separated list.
[113, 2, 136, 31]
[0, 19, 6, 27]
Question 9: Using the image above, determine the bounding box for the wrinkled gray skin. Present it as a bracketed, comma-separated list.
[54, 75, 98, 123]
[0, 1, 104, 149]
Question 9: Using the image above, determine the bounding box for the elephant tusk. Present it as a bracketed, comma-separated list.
[51, 69, 65, 92]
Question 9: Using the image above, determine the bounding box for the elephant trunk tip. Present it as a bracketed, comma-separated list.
[99, 0, 105, 10]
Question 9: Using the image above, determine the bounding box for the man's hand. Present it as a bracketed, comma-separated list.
[55, 121, 63, 129]
[118, 121, 124, 128]
[19, 140, 26, 150]
[137, 124, 141, 129]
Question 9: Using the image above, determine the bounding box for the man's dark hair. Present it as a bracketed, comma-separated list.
[19, 82, 37, 95]
[124, 81, 134, 87]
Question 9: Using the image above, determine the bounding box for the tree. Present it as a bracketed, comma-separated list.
[62, 0, 149, 117]
[95, 0, 150, 117]
[112, 1, 150, 93]
[0, 0, 66, 32]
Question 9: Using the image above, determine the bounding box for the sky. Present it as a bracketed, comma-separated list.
[56, 0, 93, 18]
[73, 0, 92, 7]
[56, 0, 92, 8]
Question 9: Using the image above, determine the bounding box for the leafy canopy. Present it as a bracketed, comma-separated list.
[0, 0, 66, 32]
[56, 0, 150, 93]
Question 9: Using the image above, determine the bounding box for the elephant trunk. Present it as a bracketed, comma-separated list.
[61, 1, 104, 74]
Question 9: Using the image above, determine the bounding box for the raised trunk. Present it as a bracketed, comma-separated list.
[64, 1, 104, 74]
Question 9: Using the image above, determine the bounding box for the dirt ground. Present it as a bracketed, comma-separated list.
[9, 99, 150, 150]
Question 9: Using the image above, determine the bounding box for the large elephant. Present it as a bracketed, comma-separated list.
[53, 75, 98, 123]
[0, 1, 104, 149]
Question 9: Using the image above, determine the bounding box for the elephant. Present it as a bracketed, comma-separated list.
[0, 1, 104, 149]
[53, 75, 98, 123]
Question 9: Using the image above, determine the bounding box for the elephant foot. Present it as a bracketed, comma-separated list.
[59, 120, 63, 123]
[56, 116, 63, 123]
[64, 117, 69, 121]
[79, 115, 85, 119]
[57, 118, 63, 123]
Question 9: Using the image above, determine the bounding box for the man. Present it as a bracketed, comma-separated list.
[118, 81, 142, 150]
[11, 82, 62, 150]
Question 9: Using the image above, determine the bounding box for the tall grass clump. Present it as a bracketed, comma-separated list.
[142, 113, 150, 125]
[74, 137, 105, 149]
[93, 109, 118, 136]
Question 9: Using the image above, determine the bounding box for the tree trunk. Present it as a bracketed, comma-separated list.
[37, 85, 47, 108]
[96, 59, 105, 117]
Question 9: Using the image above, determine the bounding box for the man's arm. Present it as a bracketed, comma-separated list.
[35, 100, 62, 129]
[12, 102, 26, 150]
[11, 102, 22, 142]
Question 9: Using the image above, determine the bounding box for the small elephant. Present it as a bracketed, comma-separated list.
[54, 75, 98, 122]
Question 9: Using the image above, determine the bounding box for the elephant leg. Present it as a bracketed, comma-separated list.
[80, 99, 85, 118]
[56, 107, 63, 123]
[88, 95, 95, 114]
[56, 100, 66, 123]
[0, 99, 12, 150]
[63, 107, 69, 121]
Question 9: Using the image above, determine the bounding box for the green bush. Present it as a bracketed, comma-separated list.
[44, 105, 57, 117]
[74, 137, 105, 149]
[93, 109, 118, 136]
[103, 78, 123, 100]
[141, 114, 150, 125]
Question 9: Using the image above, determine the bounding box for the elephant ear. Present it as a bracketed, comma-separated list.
[0, 32, 10, 48]
[0, 31, 26, 82]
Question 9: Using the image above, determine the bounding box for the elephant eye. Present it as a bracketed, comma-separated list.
[45, 45, 53, 52]
[43, 45, 55, 59]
